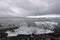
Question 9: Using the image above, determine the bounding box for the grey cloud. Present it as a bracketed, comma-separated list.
[0, 0, 60, 17]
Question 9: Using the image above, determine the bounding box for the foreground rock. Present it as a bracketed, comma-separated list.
[0, 33, 60, 40]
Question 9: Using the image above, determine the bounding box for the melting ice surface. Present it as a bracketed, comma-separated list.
[6, 21, 58, 37]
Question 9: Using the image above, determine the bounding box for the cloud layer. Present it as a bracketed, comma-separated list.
[0, 0, 60, 17]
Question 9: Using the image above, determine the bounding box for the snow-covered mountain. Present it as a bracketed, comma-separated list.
[26, 14, 60, 18]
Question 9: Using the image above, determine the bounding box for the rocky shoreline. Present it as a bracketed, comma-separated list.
[0, 33, 60, 40]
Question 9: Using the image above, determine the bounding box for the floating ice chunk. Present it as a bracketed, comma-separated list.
[6, 21, 54, 37]
[6, 26, 54, 37]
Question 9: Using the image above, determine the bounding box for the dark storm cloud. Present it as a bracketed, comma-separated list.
[0, 0, 60, 17]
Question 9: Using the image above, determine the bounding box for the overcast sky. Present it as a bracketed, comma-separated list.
[0, 0, 60, 17]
